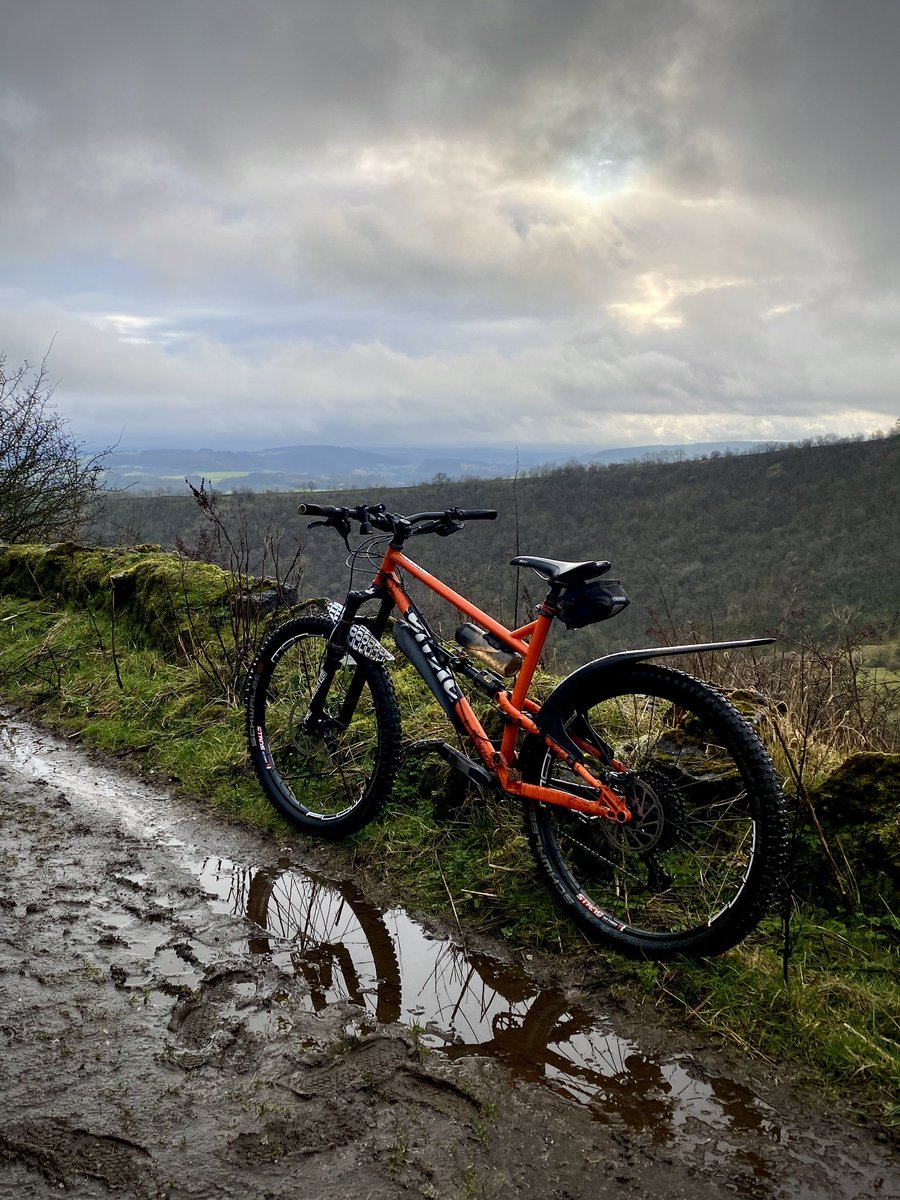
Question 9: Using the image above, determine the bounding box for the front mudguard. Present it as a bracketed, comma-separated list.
[532, 639, 772, 766]
[323, 599, 394, 664]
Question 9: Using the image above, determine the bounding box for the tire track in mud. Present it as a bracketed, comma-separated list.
[0, 709, 896, 1200]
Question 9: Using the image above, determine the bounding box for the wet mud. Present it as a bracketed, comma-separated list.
[0, 707, 897, 1199]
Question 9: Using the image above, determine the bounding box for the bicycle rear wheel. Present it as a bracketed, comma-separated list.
[245, 615, 401, 837]
[522, 663, 786, 959]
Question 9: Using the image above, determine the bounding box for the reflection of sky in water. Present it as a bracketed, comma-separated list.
[196, 854, 788, 1155]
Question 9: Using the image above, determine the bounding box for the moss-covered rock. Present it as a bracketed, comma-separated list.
[812, 752, 900, 909]
[0, 542, 234, 656]
[814, 752, 900, 824]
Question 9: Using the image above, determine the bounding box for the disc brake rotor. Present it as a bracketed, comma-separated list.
[598, 776, 666, 854]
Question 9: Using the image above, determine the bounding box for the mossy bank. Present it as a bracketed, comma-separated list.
[1, 542, 898, 1130]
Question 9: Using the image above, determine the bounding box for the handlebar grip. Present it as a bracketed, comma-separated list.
[457, 509, 498, 521]
[298, 502, 344, 517]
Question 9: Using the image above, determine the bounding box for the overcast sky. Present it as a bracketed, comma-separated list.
[1, 0, 898, 450]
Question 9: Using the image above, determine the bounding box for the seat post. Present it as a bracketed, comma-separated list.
[541, 581, 563, 615]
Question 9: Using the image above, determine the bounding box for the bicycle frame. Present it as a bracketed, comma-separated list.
[341, 542, 634, 824]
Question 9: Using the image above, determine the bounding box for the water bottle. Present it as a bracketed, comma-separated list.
[454, 622, 523, 677]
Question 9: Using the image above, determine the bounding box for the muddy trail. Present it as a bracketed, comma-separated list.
[0, 708, 896, 1200]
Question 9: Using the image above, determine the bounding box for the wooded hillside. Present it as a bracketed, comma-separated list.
[87, 434, 899, 664]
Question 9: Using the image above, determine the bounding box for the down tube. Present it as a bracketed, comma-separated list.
[384, 577, 499, 766]
[384, 568, 555, 774]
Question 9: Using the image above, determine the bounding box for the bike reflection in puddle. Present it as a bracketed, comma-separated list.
[198, 855, 783, 1148]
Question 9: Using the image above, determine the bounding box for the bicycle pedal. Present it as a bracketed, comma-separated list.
[402, 738, 449, 761]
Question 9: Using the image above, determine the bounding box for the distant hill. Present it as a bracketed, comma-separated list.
[101, 440, 767, 492]
[87, 434, 899, 665]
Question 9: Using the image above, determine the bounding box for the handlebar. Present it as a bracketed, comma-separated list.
[408, 509, 498, 523]
[297, 501, 497, 539]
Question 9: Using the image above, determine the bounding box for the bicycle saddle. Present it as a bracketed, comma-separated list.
[509, 556, 612, 585]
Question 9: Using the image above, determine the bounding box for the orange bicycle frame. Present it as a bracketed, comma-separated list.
[372, 546, 631, 823]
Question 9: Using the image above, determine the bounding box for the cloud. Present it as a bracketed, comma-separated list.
[1, 0, 898, 449]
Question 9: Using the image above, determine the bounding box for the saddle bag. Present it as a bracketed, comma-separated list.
[558, 579, 630, 630]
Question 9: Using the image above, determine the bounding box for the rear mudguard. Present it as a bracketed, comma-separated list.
[534, 639, 773, 765]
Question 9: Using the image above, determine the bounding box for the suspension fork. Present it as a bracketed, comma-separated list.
[305, 588, 394, 729]
[310, 536, 409, 730]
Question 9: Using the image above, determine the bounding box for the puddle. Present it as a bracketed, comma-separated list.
[0, 713, 893, 1197]
[196, 852, 786, 1154]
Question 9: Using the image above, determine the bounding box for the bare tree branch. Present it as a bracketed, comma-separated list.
[0, 351, 111, 542]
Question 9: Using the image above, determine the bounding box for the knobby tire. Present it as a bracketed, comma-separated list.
[522, 662, 786, 959]
[244, 615, 402, 838]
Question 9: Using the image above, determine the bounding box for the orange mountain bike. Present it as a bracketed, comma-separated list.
[244, 501, 786, 960]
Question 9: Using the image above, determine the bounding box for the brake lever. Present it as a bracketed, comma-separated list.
[411, 520, 439, 536]
[309, 515, 353, 538]
[412, 518, 465, 537]
[436, 520, 464, 537]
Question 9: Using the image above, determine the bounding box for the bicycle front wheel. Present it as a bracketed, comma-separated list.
[245, 615, 401, 837]
[522, 663, 786, 959]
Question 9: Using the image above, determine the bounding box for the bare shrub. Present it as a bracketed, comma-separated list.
[0, 351, 110, 542]
[646, 598, 899, 781]
[171, 479, 305, 701]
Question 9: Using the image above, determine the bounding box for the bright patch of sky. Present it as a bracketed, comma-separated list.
[1, 0, 898, 450]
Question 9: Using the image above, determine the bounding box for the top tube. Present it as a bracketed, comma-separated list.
[381, 548, 535, 659]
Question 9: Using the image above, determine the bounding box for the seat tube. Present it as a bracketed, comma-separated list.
[500, 610, 555, 761]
